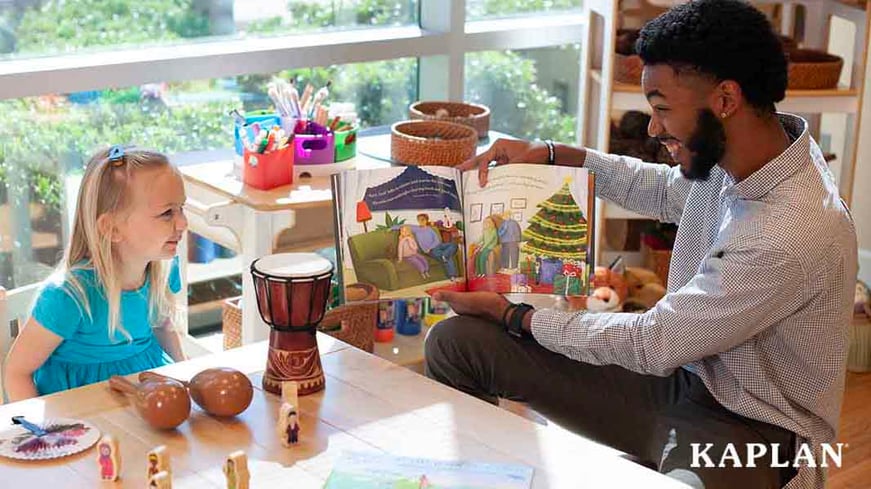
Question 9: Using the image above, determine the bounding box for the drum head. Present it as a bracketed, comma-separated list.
[253, 253, 333, 279]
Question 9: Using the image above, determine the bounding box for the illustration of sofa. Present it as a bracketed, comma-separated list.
[347, 230, 463, 291]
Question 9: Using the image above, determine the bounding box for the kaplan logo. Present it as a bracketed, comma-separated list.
[690, 443, 846, 468]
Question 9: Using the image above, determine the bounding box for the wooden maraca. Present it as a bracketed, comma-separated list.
[140, 368, 253, 417]
[108, 376, 191, 430]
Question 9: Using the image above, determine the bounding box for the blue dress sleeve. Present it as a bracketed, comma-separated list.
[168, 256, 182, 294]
[31, 280, 84, 340]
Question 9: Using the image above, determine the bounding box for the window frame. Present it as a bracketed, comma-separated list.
[0, 0, 586, 297]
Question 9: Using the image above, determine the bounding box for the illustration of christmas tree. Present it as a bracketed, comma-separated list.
[521, 177, 589, 262]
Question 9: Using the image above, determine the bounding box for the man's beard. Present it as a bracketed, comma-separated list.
[682, 108, 726, 181]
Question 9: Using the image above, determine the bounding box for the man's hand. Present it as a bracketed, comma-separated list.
[432, 290, 511, 324]
[457, 139, 547, 187]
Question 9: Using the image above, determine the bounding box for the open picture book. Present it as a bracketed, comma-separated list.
[323, 451, 534, 489]
[331, 164, 596, 302]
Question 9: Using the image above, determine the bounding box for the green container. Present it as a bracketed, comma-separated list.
[334, 126, 357, 162]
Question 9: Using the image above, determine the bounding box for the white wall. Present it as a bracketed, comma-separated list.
[852, 33, 871, 286]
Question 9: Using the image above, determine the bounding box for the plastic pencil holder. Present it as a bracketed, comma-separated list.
[242, 145, 294, 190]
[294, 120, 335, 165]
[234, 110, 281, 156]
[334, 125, 357, 162]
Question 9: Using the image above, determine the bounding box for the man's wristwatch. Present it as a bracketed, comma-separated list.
[502, 302, 535, 338]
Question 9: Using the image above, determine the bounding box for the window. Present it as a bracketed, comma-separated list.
[0, 58, 418, 290]
[465, 44, 580, 143]
[466, 0, 582, 21]
[0, 0, 419, 59]
[0, 0, 585, 305]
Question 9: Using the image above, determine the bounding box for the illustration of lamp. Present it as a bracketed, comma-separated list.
[356, 201, 372, 232]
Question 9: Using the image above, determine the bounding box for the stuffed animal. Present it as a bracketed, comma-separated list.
[622, 266, 666, 312]
[589, 264, 666, 313]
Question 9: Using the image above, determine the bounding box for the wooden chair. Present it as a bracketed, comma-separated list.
[0, 284, 37, 403]
[0, 286, 13, 403]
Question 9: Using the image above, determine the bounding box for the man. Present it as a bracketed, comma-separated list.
[497, 211, 522, 271]
[404, 213, 459, 281]
[424, 1, 857, 488]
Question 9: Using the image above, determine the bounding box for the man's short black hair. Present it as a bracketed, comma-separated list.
[636, 0, 787, 113]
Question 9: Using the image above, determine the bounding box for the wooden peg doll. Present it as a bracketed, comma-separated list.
[147, 445, 171, 479]
[149, 470, 172, 489]
[96, 434, 120, 481]
[281, 380, 299, 407]
[223, 450, 250, 489]
[277, 402, 300, 447]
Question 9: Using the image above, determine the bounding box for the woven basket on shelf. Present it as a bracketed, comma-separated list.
[317, 283, 379, 353]
[409, 101, 491, 138]
[222, 297, 243, 350]
[615, 29, 643, 85]
[615, 53, 644, 85]
[787, 49, 843, 90]
[641, 242, 671, 286]
[391, 120, 477, 166]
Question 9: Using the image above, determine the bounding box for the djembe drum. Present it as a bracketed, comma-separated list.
[250, 253, 333, 395]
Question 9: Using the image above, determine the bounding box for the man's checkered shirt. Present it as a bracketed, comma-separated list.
[530, 113, 857, 488]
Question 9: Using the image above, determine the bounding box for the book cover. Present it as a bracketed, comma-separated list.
[323, 451, 534, 489]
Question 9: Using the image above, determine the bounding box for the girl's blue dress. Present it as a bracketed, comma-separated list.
[30, 258, 180, 395]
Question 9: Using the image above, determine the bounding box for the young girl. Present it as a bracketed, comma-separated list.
[397, 225, 429, 279]
[3, 146, 188, 401]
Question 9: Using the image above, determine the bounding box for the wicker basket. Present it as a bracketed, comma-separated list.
[848, 315, 871, 372]
[615, 53, 643, 85]
[317, 283, 379, 353]
[391, 120, 478, 166]
[221, 284, 380, 353]
[641, 242, 671, 286]
[787, 49, 843, 90]
[222, 297, 243, 350]
[615, 29, 643, 85]
[409, 101, 491, 138]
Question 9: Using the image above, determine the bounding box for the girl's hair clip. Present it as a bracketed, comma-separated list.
[108, 145, 125, 166]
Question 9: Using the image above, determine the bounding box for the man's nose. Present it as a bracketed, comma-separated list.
[647, 114, 664, 138]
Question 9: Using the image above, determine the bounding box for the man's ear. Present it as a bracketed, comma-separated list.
[96, 213, 123, 243]
[714, 80, 742, 119]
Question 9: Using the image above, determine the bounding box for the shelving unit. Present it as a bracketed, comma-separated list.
[187, 255, 242, 285]
[578, 0, 870, 267]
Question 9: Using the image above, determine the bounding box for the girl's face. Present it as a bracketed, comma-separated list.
[400, 226, 411, 237]
[484, 218, 493, 230]
[113, 166, 188, 263]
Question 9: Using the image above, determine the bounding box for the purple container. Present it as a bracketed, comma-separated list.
[294, 120, 336, 165]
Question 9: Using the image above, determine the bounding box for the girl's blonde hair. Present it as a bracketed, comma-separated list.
[61, 146, 183, 341]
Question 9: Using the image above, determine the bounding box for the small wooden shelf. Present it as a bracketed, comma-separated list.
[580, 0, 869, 266]
[591, 69, 860, 113]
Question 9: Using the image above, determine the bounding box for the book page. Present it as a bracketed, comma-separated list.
[460, 164, 594, 297]
[333, 165, 466, 302]
[324, 451, 533, 489]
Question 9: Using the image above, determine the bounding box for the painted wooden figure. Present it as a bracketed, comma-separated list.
[96, 434, 121, 481]
[147, 445, 171, 480]
[149, 470, 172, 489]
[277, 402, 300, 446]
[223, 450, 250, 489]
